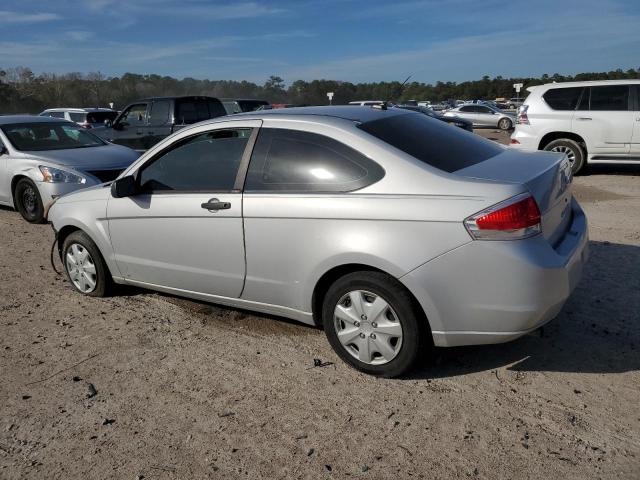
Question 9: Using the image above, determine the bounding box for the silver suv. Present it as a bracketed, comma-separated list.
[510, 80, 640, 173]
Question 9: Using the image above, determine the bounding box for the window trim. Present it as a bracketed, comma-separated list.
[133, 126, 257, 195]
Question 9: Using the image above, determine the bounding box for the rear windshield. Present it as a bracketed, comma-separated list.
[357, 113, 502, 173]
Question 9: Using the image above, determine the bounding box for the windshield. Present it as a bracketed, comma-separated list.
[1, 122, 106, 151]
[357, 113, 502, 173]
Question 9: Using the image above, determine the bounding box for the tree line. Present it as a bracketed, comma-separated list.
[0, 66, 638, 113]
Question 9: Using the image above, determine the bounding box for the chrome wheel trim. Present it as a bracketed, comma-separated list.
[333, 290, 403, 365]
[65, 243, 97, 293]
[550, 145, 576, 164]
[499, 118, 511, 130]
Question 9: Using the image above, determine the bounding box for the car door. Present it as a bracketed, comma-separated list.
[572, 85, 633, 156]
[475, 106, 497, 126]
[630, 85, 640, 157]
[145, 99, 173, 149]
[107, 120, 260, 298]
[0, 136, 9, 203]
[109, 103, 150, 151]
[453, 106, 475, 124]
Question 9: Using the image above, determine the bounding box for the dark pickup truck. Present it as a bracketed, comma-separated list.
[94, 96, 227, 151]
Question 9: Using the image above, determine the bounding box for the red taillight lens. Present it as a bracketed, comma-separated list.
[510, 138, 520, 145]
[465, 194, 541, 240]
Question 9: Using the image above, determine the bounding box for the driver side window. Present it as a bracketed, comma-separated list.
[138, 128, 252, 192]
[120, 104, 148, 127]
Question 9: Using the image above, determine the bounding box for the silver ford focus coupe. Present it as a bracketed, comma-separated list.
[0, 116, 139, 223]
[48, 106, 588, 377]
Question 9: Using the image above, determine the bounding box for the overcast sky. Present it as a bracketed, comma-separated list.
[0, 0, 638, 84]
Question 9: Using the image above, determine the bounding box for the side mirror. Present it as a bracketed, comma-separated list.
[111, 175, 138, 198]
[104, 119, 113, 128]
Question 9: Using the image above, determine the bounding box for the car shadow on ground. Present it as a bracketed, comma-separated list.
[585, 163, 640, 176]
[413, 240, 639, 378]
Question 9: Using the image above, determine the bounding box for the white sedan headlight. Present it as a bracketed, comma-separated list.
[39, 166, 86, 184]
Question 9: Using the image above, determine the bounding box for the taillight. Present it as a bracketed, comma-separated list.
[464, 193, 541, 240]
[516, 105, 529, 125]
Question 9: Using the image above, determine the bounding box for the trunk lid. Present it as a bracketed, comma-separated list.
[456, 149, 573, 245]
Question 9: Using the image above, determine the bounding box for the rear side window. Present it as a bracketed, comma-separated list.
[357, 113, 502, 173]
[542, 87, 583, 110]
[69, 112, 86, 123]
[245, 128, 384, 192]
[589, 85, 629, 111]
[149, 100, 171, 125]
[176, 98, 226, 124]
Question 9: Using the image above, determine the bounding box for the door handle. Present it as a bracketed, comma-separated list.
[576, 117, 592, 121]
[201, 198, 231, 211]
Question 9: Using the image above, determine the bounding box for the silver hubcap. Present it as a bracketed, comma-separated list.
[333, 290, 403, 365]
[550, 145, 576, 164]
[65, 243, 97, 293]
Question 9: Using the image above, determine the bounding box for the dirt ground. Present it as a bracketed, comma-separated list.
[1, 130, 639, 479]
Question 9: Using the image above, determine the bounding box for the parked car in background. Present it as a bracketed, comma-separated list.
[222, 99, 270, 114]
[93, 96, 226, 151]
[0, 116, 139, 223]
[507, 97, 525, 109]
[510, 80, 640, 174]
[348, 100, 385, 106]
[395, 105, 473, 131]
[39, 108, 118, 129]
[48, 106, 587, 378]
[444, 103, 515, 130]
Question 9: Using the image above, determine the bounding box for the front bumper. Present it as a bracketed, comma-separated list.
[400, 199, 589, 347]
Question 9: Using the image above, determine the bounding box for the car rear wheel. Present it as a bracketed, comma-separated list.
[498, 118, 512, 130]
[322, 271, 428, 377]
[62, 231, 111, 297]
[543, 139, 585, 175]
[14, 178, 45, 223]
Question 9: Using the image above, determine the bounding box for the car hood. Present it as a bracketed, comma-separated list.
[23, 143, 140, 171]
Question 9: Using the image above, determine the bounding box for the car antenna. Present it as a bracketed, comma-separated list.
[374, 75, 412, 110]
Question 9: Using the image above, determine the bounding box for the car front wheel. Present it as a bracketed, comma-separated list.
[322, 271, 428, 377]
[62, 231, 111, 297]
[14, 178, 45, 223]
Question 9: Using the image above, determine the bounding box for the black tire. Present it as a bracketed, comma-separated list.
[498, 118, 512, 130]
[14, 178, 45, 223]
[322, 271, 429, 378]
[61, 230, 112, 297]
[543, 138, 586, 175]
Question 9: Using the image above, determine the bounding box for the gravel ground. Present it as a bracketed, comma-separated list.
[1, 130, 638, 479]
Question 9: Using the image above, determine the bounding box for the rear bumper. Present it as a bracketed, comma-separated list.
[509, 129, 539, 151]
[400, 199, 589, 347]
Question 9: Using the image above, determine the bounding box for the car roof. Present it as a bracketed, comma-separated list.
[0, 115, 74, 125]
[135, 95, 221, 102]
[536, 79, 640, 89]
[43, 108, 114, 113]
[230, 105, 408, 124]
